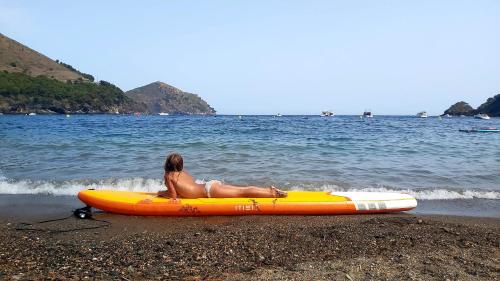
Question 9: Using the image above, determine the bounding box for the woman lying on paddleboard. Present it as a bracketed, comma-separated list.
[159, 153, 287, 200]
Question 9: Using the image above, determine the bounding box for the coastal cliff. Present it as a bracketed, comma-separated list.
[125, 82, 216, 115]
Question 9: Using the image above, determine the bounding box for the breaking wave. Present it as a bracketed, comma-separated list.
[322, 186, 500, 200]
[0, 177, 165, 196]
[0, 176, 498, 200]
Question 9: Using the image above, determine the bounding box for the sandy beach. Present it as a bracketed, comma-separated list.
[1, 210, 498, 280]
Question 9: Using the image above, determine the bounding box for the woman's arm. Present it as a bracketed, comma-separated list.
[159, 173, 178, 201]
[166, 177, 177, 200]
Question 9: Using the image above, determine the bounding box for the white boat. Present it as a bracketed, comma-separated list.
[362, 110, 373, 118]
[28, 113, 36, 116]
[158, 112, 169, 116]
[474, 114, 490, 120]
[416, 111, 428, 118]
[444, 114, 452, 118]
[321, 111, 334, 117]
[276, 113, 282, 117]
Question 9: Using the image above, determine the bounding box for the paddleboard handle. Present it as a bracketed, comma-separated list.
[73, 206, 93, 219]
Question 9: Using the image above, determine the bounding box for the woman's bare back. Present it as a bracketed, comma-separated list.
[164, 171, 206, 199]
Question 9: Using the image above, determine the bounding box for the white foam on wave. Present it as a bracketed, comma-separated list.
[0, 177, 164, 196]
[0, 174, 498, 200]
[291, 185, 500, 200]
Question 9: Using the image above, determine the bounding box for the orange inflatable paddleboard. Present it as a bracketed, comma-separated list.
[78, 189, 417, 216]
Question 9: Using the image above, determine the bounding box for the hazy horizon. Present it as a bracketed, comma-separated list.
[1, 0, 499, 115]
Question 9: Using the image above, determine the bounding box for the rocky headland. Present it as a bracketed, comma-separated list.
[126, 82, 216, 115]
[443, 101, 475, 116]
[475, 94, 500, 117]
[444, 94, 500, 117]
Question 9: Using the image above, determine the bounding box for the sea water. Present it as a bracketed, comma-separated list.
[0, 115, 499, 217]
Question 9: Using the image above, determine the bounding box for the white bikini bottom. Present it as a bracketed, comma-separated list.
[204, 180, 221, 198]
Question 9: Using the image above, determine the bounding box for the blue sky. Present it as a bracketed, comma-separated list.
[1, 0, 499, 115]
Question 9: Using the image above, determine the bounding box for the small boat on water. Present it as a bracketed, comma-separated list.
[416, 111, 428, 118]
[362, 110, 373, 118]
[158, 112, 169, 116]
[474, 114, 490, 120]
[28, 113, 36, 116]
[444, 114, 452, 118]
[459, 127, 499, 133]
[321, 111, 334, 117]
[276, 113, 282, 117]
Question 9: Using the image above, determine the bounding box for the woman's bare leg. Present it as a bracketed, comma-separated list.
[210, 183, 287, 198]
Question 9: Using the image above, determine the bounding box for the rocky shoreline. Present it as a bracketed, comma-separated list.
[1, 214, 498, 280]
[0, 110, 217, 115]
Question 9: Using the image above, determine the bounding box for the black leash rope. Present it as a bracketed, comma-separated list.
[15, 207, 111, 233]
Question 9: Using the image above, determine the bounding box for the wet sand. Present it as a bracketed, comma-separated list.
[0, 212, 499, 280]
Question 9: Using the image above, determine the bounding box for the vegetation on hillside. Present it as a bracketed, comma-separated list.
[0, 71, 144, 114]
[56, 60, 95, 82]
[0, 33, 84, 82]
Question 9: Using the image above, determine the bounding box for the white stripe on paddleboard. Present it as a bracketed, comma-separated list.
[331, 192, 417, 210]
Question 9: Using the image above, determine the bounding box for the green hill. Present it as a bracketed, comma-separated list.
[0, 33, 86, 82]
[0, 33, 144, 114]
[0, 71, 145, 114]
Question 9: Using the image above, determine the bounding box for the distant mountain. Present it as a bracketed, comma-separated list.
[0, 33, 86, 82]
[125, 82, 216, 115]
[443, 101, 475, 116]
[443, 95, 500, 117]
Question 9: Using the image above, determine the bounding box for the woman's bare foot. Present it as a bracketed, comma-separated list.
[271, 186, 288, 198]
